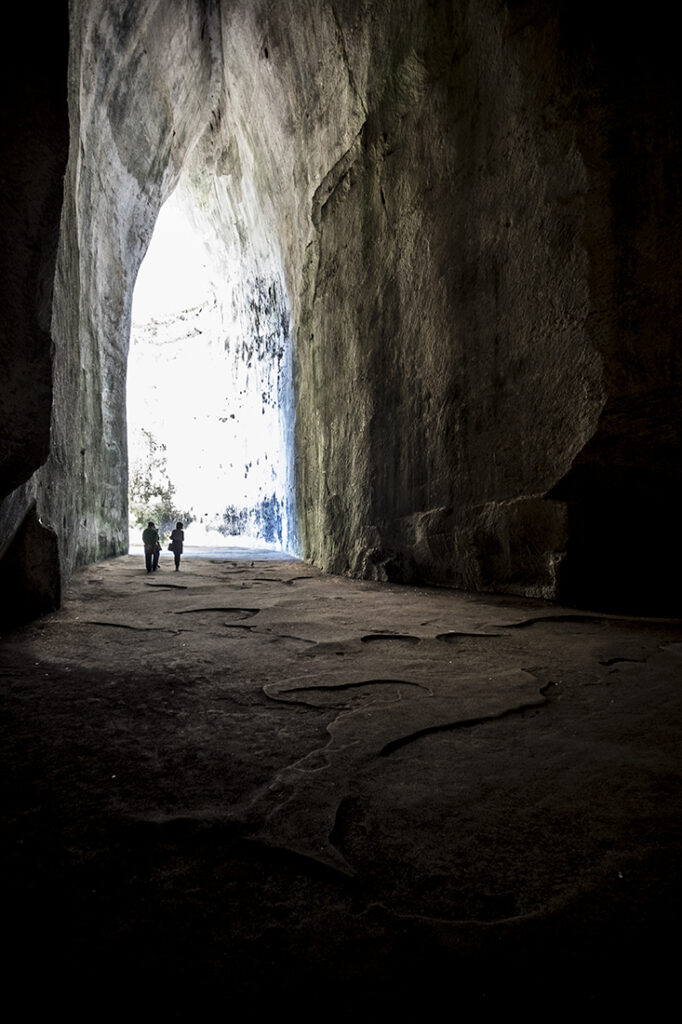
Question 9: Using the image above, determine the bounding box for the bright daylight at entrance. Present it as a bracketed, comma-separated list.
[126, 187, 296, 556]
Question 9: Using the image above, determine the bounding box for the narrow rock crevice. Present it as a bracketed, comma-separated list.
[379, 692, 551, 756]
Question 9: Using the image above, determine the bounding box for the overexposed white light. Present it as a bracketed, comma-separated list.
[132, 195, 214, 320]
[127, 190, 292, 550]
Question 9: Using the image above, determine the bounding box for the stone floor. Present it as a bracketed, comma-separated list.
[1, 553, 680, 1018]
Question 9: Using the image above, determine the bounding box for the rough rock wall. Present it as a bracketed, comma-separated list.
[289, 0, 680, 609]
[208, 0, 598, 598]
[1, 0, 680, 618]
[217, 0, 678, 610]
[34, 0, 221, 578]
[293, 0, 604, 596]
[205, 0, 681, 608]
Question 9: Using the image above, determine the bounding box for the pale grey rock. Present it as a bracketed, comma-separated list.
[34, 0, 221, 582]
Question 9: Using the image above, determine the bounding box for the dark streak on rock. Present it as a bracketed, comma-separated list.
[499, 614, 616, 629]
[253, 576, 315, 585]
[380, 685, 552, 756]
[266, 679, 429, 706]
[264, 632, 317, 645]
[144, 583, 189, 590]
[175, 607, 259, 617]
[82, 620, 158, 632]
[282, 678, 427, 694]
[500, 614, 682, 630]
[436, 631, 502, 642]
[360, 633, 420, 644]
[599, 656, 646, 666]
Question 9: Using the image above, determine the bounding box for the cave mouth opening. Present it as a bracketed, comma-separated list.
[126, 184, 296, 556]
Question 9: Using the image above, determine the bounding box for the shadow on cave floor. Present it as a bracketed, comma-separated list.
[1, 555, 680, 1018]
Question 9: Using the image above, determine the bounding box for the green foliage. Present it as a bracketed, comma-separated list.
[129, 428, 194, 541]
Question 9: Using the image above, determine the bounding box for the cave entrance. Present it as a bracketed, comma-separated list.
[127, 186, 296, 556]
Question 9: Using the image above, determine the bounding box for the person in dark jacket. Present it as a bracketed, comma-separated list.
[142, 521, 160, 573]
[169, 521, 184, 571]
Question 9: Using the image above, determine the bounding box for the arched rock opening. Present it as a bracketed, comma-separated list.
[127, 178, 296, 552]
[1, 0, 680, 621]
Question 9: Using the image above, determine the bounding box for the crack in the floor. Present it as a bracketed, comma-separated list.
[80, 620, 159, 632]
[360, 634, 420, 644]
[174, 607, 260, 618]
[599, 656, 647, 666]
[379, 680, 553, 755]
[355, 897, 535, 928]
[499, 613, 682, 629]
[147, 585, 188, 591]
[436, 631, 502, 642]
[252, 576, 314, 585]
[499, 614, 611, 628]
[264, 678, 430, 707]
[236, 669, 552, 875]
[261, 630, 317, 645]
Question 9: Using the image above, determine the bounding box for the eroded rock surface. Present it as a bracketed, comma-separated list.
[1, 554, 679, 1013]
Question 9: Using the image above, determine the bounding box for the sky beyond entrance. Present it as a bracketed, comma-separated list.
[127, 191, 290, 549]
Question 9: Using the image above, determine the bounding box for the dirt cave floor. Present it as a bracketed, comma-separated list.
[1, 551, 680, 1017]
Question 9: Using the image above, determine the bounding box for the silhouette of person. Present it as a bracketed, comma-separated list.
[170, 521, 184, 571]
[142, 520, 160, 573]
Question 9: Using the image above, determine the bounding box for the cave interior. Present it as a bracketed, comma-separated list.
[1, 0, 679, 619]
[1, 3, 681, 1016]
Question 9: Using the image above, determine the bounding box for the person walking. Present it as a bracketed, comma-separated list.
[169, 521, 185, 571]
[142, 520, 160, 573]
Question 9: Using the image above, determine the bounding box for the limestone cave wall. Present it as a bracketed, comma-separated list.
[1, 0, 680, 620]
[38, 0, 221, 572]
